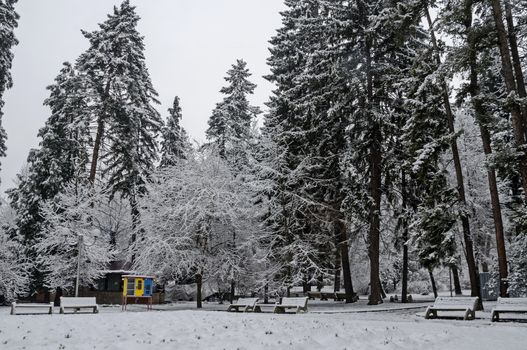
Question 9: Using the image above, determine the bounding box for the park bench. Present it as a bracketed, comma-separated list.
[59, 297, 98, 314]
[227, 298, 259, 312]
[491, 297, 527, 322]
[307, 291, 335, 300]
[11, 302, 53, 315]
[425, 296, 479, 320]
[273, 297, 309, 314]
[335, 292, 359, 302]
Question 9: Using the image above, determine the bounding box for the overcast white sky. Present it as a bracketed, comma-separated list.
[1, 0, 285, 194]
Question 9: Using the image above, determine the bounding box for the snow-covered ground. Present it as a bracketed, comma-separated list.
[1, 301, 526, 350]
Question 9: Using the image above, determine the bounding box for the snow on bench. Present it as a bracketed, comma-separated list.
[273, 297, 309, 314]
[11, 302, 53, 315]
[227, 298, 259, 312]
[491, 297, 527, 322]
[425, 296, 479, 320]
[59, 297, 98, 314]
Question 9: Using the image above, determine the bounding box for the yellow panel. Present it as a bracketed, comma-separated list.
[135, 278, 144, 296]
[123, 277, 127, 296]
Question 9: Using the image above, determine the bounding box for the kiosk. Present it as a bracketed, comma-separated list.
[122, 275, 155, 311]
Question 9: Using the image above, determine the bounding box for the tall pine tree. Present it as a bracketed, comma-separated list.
[206, 59, 260, 171]
[160, 96, 189, 167]
[77, 0, 162, 241]
[8, 62, 91, 294]
[0, 0, 19, 185]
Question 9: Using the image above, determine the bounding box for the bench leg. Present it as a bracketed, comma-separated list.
[491, 311, 499, 322]
[424, 307, 433, 319]
[10, 304, 15, 315]
[463, 309, 475, 321]
[425, 307, 437, 319]
[60, 307, 64, 314]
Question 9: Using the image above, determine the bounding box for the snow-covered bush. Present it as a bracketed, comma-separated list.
[0, 201, 30, 302]
[132, 150, 264, 300]
[36, 184, 114, 292]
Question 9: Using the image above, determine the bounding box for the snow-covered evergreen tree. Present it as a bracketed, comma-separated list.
[78, 0, 162, 189]
[206, 59, 260, 171]
[0, 0, 19, 185]
[9, 62, 90, 242]
[77, 1, 162, 239]
[8, 62, 91, 292]
[160, 96, 189, 167]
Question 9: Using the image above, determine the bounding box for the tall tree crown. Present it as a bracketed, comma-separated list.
[160, 96, 188, 167]
[206, 59, 260, 167]
[0, 0, 19, 183]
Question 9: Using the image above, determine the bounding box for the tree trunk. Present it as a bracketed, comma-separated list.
[53, 287, 63, 307]
[129, 195, 140, 264]
[490, 0, 527, 198]
[504, 0, 527, 135]
[368, 123, 383, 305]
[89, 116, 104, 183]
[230, 280, 235, 304]
[89, 80, 111, 183]
[196, 273, 202, 309]
[336, 218, 355, 303]
[316, 274, 323, 292]
[302, 275, 309, 294]
[428, 268, 438, 299]
[356, 0, 383, 305]
[379, 278, 387, 299]
[475, 104, 509, 297]
[401, 171, 409, 303]
[452, 265, 463, 295]
[426, 4, 483, 309]
[463, 6, 509, 297]
[334, 238, 341, 292]
[264, 283, 269, 304]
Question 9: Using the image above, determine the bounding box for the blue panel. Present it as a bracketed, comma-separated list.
[144, 278, 153, 296]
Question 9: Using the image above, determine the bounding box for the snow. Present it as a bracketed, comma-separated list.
[1, 301, 526, 350]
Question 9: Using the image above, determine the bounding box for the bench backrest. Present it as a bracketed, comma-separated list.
[497, 297, 527, 306]
[60, 297, 97, 307]
[281, 297, 308, 307]
[434, 297, 478, 308]
[235, 298, 258, 306]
